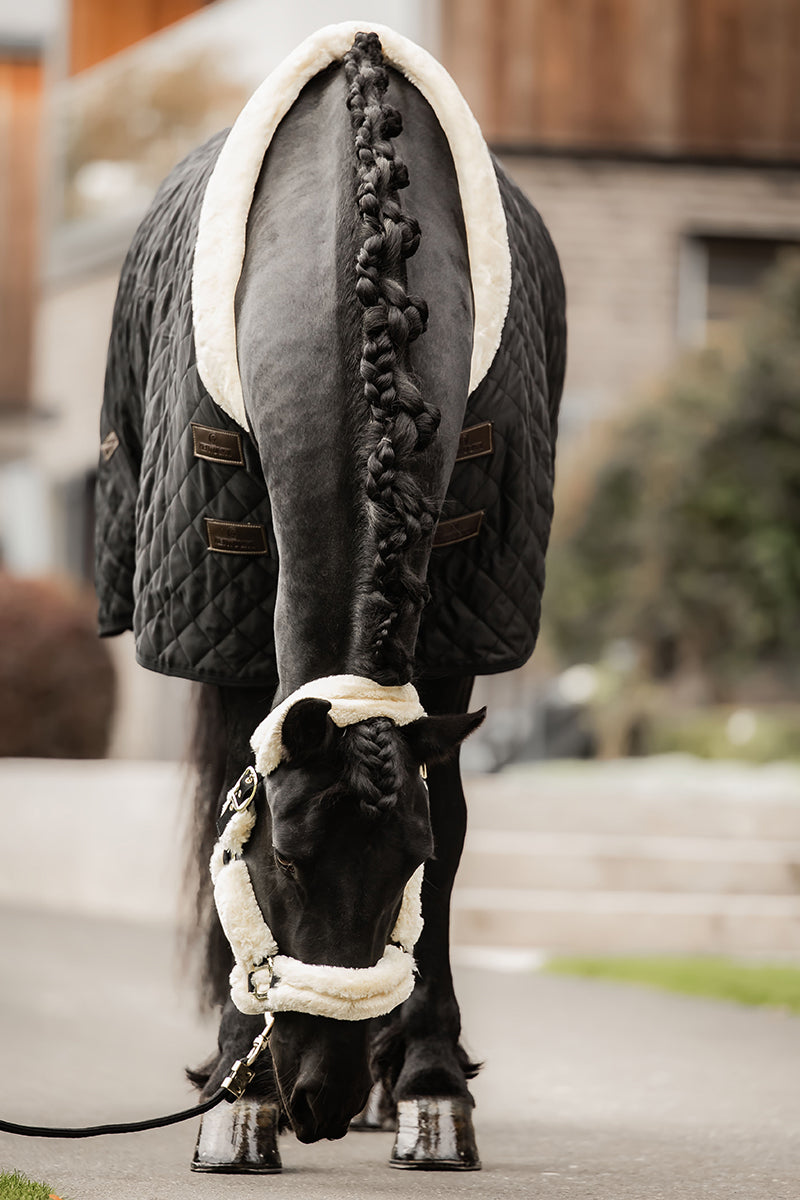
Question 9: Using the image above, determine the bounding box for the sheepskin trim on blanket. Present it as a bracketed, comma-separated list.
[250, 944, 415, 1021]
[250, 674, 425, 776]
[193, 20, 511, 430]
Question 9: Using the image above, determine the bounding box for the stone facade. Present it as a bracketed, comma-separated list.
[503, 155, 800, 436]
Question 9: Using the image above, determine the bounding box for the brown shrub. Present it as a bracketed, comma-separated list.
[0, 573, 116, 757]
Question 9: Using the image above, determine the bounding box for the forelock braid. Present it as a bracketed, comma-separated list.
[344, 32, 441, 684]
[343, 717, 401, 819]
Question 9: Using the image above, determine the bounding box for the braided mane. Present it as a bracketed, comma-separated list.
[342, 716, 401, 819]
[344, 32, 441, 686]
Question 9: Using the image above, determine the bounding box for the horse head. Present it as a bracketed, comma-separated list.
[212, 687, 483, 1142]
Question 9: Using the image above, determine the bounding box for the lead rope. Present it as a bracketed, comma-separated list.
[0, 1015, 274, 1139]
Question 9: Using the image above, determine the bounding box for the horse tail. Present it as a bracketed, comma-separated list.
[344, 32, 441, 684]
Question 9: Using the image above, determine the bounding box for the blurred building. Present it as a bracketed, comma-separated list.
[1, 0, 799, 757]
[444, 0, 800, 430]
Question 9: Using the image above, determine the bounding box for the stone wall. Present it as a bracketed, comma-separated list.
[503, 155, 800, 435]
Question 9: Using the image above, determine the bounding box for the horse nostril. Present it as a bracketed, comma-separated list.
[289, 1083, 318, 1143]
[290, 1078, 353, 1143]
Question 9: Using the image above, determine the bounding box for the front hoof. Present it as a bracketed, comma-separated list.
[191, 1098, 282, 1173]
[390, 1097, 481, 1170]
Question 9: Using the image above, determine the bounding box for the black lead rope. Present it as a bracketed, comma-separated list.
[0, 1092, 226, 1140]
[0, 1016, 274, 1140]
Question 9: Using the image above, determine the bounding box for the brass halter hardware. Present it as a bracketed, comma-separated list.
[221, 1013, 275, 1102]
[219, 765, 259, 819]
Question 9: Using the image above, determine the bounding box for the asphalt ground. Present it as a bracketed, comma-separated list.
[0, 906, 798, 1199]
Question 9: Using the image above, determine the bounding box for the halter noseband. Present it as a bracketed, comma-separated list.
[210, 677, 428, 1021]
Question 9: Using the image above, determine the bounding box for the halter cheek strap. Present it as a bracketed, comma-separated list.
[211, 676, 428, 1020]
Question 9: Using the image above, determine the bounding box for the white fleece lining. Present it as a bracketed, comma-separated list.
[192, 20, 511, 430]
[251, 944, 415, 1020]
[251, 674, 426, 776]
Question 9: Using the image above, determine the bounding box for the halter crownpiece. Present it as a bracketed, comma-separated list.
[250, 674, 426, 776]
[211, 676, 428, 1019]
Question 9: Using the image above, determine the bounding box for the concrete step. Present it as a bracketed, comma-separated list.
[451, 889, 800, 955]
[464, 760, 800, 839]
[458, 830, 800, 895]
[2, 757, 799, 956]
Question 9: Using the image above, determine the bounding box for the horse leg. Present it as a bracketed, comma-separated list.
[375, 674, 482, 1169]
[190, 684, 283, 1174]
[191, 1001, 282, 1173]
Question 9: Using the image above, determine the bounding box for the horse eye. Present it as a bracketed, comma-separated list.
[273, 849, 295, 875]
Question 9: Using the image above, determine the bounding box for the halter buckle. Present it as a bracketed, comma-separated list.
[248, 957, 276, 1002]
[218, 766, 260, 834]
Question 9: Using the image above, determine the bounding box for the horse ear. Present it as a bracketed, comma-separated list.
[281, 697, 335, 763]
[404, 708, 486, 766]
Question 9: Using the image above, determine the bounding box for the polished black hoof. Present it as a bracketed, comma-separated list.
[350, 1081, 397, 1132]
[191, 1098, 282, 1173]
[389, 1097, 481, 1170]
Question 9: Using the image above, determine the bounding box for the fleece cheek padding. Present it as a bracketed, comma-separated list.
[213, 859, 279, 972]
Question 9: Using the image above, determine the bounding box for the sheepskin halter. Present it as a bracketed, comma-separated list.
[211, 676, 427, 1020]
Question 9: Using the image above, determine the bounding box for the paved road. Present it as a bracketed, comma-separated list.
[0, 907, 798, 1199]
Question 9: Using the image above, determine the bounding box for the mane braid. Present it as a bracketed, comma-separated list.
[343, 717, 401, 818]
[344, 31, 441, 685]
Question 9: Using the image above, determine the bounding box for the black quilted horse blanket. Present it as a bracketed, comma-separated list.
[95, 133, 565, 688]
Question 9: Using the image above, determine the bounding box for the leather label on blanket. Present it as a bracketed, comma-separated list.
[455, 422, 493, 462]
[433, 511, 484, 548]
[100, 430, 119, 462]
[192, 423, 245, 466]
[205, 518, 268, 555]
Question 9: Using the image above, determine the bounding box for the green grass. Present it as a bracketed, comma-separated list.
[0, 1171, 57, 1200]
[546, 955, 800, 1014]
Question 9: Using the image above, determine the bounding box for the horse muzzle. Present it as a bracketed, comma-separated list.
[269, 1011, 372, 1143]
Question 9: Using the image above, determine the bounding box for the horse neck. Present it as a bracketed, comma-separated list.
[235, 62, 473, 700]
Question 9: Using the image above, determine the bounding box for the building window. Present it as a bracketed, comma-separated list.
[678, 234, 800, 346]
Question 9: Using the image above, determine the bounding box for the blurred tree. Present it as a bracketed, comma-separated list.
[545, 253, 800, 700]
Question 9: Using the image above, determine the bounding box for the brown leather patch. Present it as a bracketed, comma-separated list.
[100, 430, 119, 462]
[192, 423, 245, 466]
[205, 518, 268, 555]
[455, 421, 493, 462]
[433, 510, 484, 548]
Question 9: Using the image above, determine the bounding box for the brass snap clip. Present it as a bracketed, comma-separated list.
[221, 1012, 275, 1102]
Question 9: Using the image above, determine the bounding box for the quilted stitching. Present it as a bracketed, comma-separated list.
[95, 138, 564, 687]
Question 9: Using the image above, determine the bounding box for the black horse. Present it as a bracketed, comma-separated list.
[96, 26, 565, 1172]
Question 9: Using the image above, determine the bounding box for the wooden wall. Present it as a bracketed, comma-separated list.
[441, 0, 800, 159]
[0, 53, 41, 411]
[69, 0, 206, 74]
